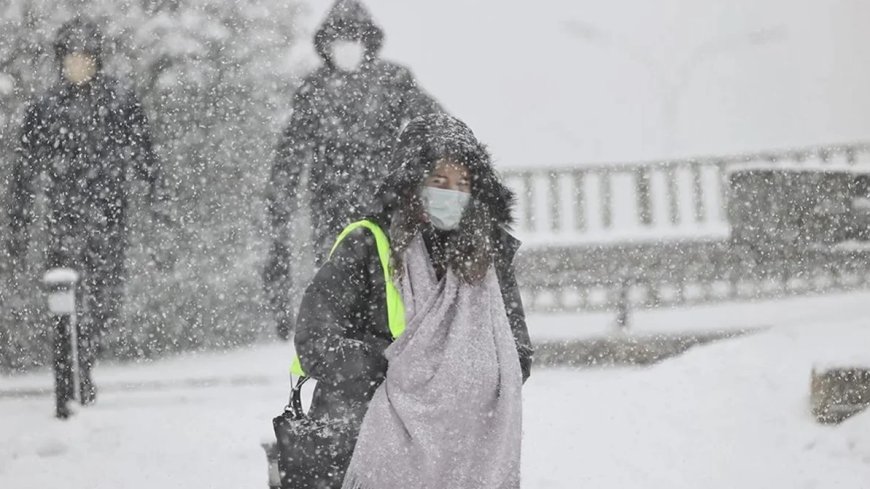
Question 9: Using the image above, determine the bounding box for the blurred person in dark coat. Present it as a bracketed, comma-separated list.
[265, 0, 441, 340]
[5, 17, 165, 417]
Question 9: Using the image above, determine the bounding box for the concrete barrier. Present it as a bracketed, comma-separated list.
[811, 367, 870, 424]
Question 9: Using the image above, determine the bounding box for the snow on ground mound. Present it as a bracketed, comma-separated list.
[1, 318, 868, 488]
[524, 319, 870, 488]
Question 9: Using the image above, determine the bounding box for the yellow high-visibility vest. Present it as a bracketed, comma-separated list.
[290, 220, 406, 377]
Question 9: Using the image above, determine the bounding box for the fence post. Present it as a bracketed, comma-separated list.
[636, 167, 653, 226]
[601, 170, 613, 229]
[692, 162, 705, 224]
[573, 170, 587, 232]
[665, 165, 680, 225]
[521, 172, 534, 232]
[548, 171, 561, 233]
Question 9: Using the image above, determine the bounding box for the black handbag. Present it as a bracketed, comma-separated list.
[272, 377, 354, 489]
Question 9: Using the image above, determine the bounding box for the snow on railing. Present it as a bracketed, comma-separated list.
[506, 142, 870, 322]
[501, 142, 870, 246]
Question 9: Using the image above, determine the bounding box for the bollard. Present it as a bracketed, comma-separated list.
[43, 268, 80, 419]
[811, 367, 870, 424]
[261, 441, 281, 489]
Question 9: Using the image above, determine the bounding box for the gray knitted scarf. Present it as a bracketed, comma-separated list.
[342, 234, 523, 489]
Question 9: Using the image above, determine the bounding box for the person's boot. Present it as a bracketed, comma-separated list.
[80, 374, 97, 406]
[56, 401, 73, 419]
[77, 326, 98, 406]
[80, 385, 97, 406]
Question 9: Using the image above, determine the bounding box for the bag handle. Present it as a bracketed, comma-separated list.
[284, 376, 310, 420]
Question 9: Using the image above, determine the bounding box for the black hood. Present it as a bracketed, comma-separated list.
[54, 17, 104, 67]
[379, 113, 515, 227]
[314, 0, 384, 66]
[378, 113, 516, 284]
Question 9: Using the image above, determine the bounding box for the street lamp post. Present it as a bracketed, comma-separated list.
[43, 268, 80, 419]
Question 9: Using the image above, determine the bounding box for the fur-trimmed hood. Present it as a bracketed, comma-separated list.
[376, 113, 517, 284]
[378, 113, 516, 227]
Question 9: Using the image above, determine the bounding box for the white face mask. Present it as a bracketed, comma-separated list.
[62, 52, 97, 85]
[421, 187, 471, 231]
[331, 40, 366, 72]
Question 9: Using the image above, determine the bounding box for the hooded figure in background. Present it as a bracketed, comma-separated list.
[5, 17, 164, 417]
[265, 0, 442, 340]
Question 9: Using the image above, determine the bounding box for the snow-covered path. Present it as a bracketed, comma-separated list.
[2, 307, 869, 488]
[0, 345, 288, 489]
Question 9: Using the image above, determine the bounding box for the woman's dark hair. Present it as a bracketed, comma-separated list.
[379, 114, 514, 284]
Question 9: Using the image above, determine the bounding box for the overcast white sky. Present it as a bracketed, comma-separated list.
[291, 0, 870, 168]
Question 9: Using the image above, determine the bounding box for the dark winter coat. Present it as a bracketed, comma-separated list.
[264, 0, 441, 333]
[7, 74, 160, 281]
[293, 113, 533, 485]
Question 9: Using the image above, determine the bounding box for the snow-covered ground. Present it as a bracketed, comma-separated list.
[525, 320, 870, 488]
[1, 295, 869, 488]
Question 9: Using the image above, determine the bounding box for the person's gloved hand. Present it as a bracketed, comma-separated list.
[3, 239, 30, 310]
[264, 242, 295, 341]
[5, 236, 25, 269]
[276, 312, 294, 341]
[148, 206, 176, 271]
[4, 236, 27, 285]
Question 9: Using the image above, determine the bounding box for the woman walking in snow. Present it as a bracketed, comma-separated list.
[294, 113, 532, 488]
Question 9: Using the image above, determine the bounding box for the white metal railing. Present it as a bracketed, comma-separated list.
[501, 142, 870, 247]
